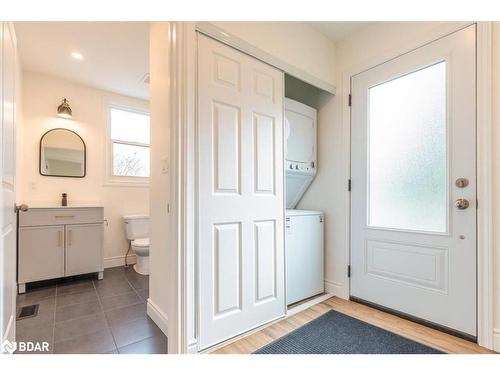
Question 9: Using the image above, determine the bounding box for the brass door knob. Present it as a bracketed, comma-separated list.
[455, 198, 469, 210]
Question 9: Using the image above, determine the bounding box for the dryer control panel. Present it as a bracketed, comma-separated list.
[287, 161, 316, 173]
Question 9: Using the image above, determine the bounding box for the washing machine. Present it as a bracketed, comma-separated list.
[286, 209, 324, 305]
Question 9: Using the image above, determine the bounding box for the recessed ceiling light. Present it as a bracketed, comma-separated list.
[71, 51, 84, 61]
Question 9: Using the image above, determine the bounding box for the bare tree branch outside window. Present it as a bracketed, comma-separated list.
[113, 150, 147, 176]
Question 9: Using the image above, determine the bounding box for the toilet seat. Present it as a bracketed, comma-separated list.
[132, 237, 149, 247]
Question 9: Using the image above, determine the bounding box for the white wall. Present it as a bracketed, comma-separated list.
[492, 23, 500, 352]
[20, 71, 149, 266]
[147, 22, 170, 337]
[210, 22, 336, 88]
[299, 21, 500, 351]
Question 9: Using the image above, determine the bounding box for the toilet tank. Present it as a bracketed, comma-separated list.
[123, 214, 149, 240]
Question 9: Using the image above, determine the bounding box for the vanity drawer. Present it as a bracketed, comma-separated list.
[19, 208, 104, 227]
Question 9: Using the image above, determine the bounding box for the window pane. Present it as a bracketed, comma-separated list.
[368, 62, 447, 232]
[113, 143, 150, 177]
[111, 107, 150, 144]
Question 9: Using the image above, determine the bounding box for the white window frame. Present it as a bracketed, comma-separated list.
[104, 98, 150, 187]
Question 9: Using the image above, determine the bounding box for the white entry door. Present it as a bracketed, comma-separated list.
[197, 34, 285, 349]
[1, 22, 18, 349]
[350, 25, 476, 337]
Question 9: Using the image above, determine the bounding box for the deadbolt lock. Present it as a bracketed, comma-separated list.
[455, 178, 469, 188]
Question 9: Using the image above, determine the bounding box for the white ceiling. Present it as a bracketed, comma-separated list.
[14, 22, 150, 100]
[307, 22, 374, 42]
[14, 22, 370, 101]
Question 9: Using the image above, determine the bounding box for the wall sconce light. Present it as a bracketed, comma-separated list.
[57, 98, 72, 119]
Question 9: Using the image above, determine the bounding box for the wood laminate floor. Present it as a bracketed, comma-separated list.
[211, 297, 494, 354]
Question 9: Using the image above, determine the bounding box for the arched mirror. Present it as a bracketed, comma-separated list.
[39, 128, 86, 177]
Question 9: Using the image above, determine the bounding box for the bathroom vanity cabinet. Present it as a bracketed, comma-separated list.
[18, 206, 104, 293]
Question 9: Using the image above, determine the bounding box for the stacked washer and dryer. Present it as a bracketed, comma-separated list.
[284, 98, 324, 306]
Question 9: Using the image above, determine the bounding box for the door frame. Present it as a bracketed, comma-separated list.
[343, 22, 493, 349]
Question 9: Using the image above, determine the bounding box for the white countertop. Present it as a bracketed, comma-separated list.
[25, 201, 103, 209]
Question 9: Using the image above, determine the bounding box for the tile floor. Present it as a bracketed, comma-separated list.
[16, 266, 167, 354]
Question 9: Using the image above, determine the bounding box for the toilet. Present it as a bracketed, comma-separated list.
[123, 214, 150, 275]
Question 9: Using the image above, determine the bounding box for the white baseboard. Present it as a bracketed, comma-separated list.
[187, 340, 198, 354]
[493, 329, 500, 353]
[2, 314, 15, 349]
[325, 279, 348, 299]
[147, 298, 168, 337]
[103, 254, 136, 268]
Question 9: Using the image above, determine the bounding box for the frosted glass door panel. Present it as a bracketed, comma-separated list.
[351, 25, 476, 336]
[368, 62, 447, 232]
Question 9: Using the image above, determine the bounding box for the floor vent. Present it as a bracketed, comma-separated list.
[17, 304, 39, 320]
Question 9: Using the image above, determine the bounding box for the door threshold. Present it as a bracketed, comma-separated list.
[350, 296, 477, 343]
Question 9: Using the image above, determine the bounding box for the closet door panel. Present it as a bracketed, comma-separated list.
[197, 33, 285, 350]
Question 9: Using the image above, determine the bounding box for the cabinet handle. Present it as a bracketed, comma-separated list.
[68, 229, 72, 246]
[55, 215, 75, 219]
[58, 230, 62, 247]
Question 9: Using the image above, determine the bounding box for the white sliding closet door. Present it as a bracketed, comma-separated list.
[197, 33, 285, 350]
